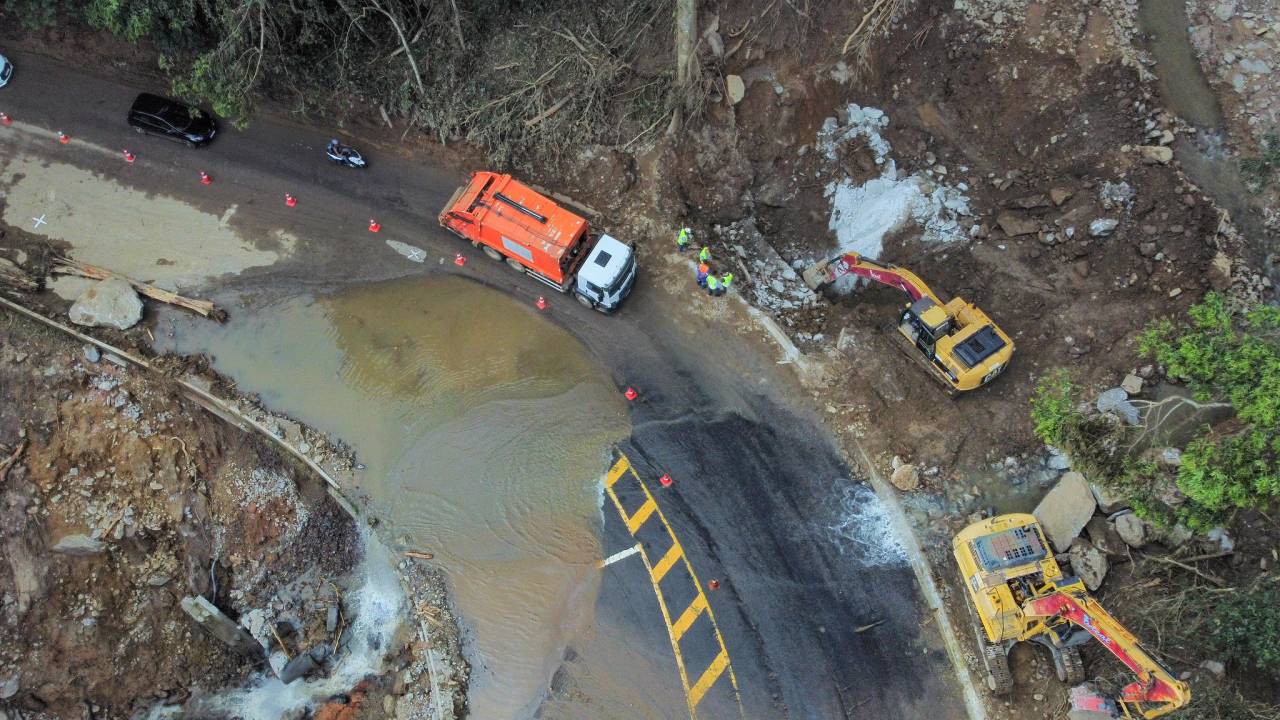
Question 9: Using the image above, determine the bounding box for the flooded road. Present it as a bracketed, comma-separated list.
[156, 275, 631, 717]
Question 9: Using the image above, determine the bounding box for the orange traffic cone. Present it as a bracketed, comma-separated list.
[0, 112, 12, 127]
[536, 296, 547, 311]
[200, 171, 212, 185]
[368, 218, 381, 233]
[454, 253, 465, 266]
[659, 474, 673, 487]
[285, 193, 297, 207]
[122, 149, 135, 163]
[57, 130, 70, 144]
[624, 387, 638, 401]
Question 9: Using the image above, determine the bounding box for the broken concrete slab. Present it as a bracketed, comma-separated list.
[51, 534, 106, 556]
[1034, 471, 1097, 552]
[280, 644, 331, 684]
[68, 277, 143, 330]
[1068, 538, 1109, 590]
[180, 595, 261, 656]
[1120, 373, 1143, 396]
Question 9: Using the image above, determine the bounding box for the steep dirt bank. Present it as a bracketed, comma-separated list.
[0, 303, 466, 719]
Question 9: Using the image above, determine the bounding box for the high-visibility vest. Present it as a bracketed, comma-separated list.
[699, 247, 711, 263]
[706, 275, 720, 290]
[722, 273, 734, 288]
[677, 228, 691, 245]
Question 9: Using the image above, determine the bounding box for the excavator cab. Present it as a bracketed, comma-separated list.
[953, 514, 1191, 718]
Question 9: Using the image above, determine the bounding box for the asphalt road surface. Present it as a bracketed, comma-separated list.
[0, 48, 969, 719]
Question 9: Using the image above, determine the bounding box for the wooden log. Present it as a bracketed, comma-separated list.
[51, 257, 226, 321]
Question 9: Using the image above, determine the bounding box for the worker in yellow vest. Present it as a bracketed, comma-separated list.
[718, 273, 734, 296]
[676, 227, 692, 252]
[706, 273, 720, 296]
[698, 246, 711, 264]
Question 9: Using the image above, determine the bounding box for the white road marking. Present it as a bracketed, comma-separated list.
[31, 214, 46, 229]
[386, 239, 426, 263]
[599, 543, 642, 568]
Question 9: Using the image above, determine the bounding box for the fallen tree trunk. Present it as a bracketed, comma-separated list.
[0, 257, 39, 292]
[52, 257, 226, 321]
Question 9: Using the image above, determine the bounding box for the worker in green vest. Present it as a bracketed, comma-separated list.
[676, 227, 692, 252]
[698, 246, 711, 264]
[705, 273, 720, 296]
[718, 273, 734, 296]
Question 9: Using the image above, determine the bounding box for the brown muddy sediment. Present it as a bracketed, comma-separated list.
[154, 275, 631, 717]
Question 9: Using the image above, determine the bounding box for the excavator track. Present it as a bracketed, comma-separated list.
[961, 572, 1014, 695]
[983, 644, 1015, 695]
[883, 324, 959, 398]
[1055, 646, 1086, 684]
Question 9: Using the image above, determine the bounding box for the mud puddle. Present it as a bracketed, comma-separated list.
[0, 152, 294, 292]
[154, 275, 629, 717]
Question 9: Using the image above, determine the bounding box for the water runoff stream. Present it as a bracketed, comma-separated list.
[156, 275, 633, 717]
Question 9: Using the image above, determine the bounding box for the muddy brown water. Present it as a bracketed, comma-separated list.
[155, 275, 631, 717]
[1138, 0, 1222, 129]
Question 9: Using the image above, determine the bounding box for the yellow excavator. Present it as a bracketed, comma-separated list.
[803, 252, 1013, 395]
[953, 514, 1191, 718]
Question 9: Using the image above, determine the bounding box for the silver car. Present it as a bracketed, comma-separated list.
[0, 54, 12, 87]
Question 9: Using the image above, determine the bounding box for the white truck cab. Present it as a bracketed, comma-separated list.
[574, 235, 636, 313]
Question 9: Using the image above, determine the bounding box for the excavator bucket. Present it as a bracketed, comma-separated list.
[1067, 684, 1121, 720]
[801, 257, 835, 291]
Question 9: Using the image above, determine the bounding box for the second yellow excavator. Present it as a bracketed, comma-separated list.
[953, 514, 1191, 718]
[803, 252, 1013, 395]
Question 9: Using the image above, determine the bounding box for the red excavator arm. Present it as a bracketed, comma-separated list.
[801, 252, 940, 303]
[1022, 592, 1191, 718]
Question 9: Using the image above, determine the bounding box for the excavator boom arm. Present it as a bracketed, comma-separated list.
[805, 253, 940, 304]
[1023, 592, 1190, 716]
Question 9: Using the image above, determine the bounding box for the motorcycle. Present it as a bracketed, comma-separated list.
[326, 140, 367, 168]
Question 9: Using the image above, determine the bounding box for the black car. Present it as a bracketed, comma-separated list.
[127, 93, 217, 146]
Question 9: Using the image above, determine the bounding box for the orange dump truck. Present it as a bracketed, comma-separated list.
[439, 172, 638, 312]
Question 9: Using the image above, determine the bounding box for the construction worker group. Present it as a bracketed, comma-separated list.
[678, 227, 733, 296]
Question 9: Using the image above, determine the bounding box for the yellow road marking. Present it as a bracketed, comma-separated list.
[606, 456, 630, 488]
[652, 542, 684, 582]
[671, 594, 708, 641]
[603, 451, 743, 719]
[625, 497, 659, 533]
[688, 649, 731, 708]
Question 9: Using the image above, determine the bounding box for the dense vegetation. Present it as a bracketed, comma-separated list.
[2, 0, 674, 162]
[1031, 294, 1280, 528]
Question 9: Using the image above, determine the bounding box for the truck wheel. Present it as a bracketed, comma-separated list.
[576, 293, 593, 309]
[471, 241, 481, 248]
[505, 257, 525, 273]
[483, 246, 503, 262]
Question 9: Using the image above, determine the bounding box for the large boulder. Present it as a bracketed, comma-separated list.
[1090, 482, 1128, 514]
[1034, 471, 1097, 552]
[890, 461, 920, 491]
[1068, 538, 1109, 590]
[68, 277, 143, 330]
[1085, 515, 1125, 556]
[1113, 512, 1149, 548]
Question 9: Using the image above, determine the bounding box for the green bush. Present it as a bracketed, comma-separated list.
[1140, 293, 1280, 527]
[1207, 584, 1280, 673]
[1030, 369, 1079, 446]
